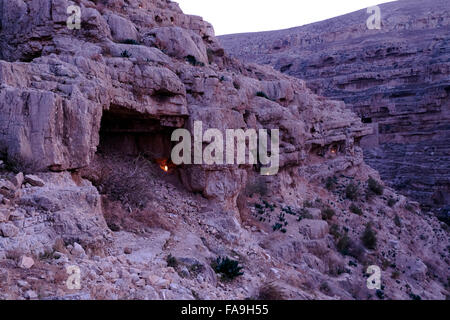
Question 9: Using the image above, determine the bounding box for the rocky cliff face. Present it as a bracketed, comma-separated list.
[0, 0, 448, 300]
[219, 0, 450, 211]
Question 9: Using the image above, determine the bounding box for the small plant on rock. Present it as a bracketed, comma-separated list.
[393, 214, 402, 227]
[349, 203, 363, 216]
[367, 176, 384, 196]
[256, 91, 270, 100]
[387, 198, 397, 207]
[321, 207, 335, 220]
[166, 254, 178, 268]
[257, 283, 285, 300]
[212, 256, 244, 280]
[325, 176, 337, 191]
[121, 39, 139, 45]
[345, 182, 359, 200]
[120, 50, 132, 58]
[361, 223, 377, 250]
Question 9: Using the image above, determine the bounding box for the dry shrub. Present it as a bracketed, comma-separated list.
[85, 155, 154, 210]
[5, 248, 23, 262]
[101, 197, 175, 233]
[3, 154, 40, 174]
[257, 282, 286, 300]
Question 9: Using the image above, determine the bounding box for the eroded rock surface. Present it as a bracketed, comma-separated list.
[0, 0, 448, 300]
[219, 0, 450, 210]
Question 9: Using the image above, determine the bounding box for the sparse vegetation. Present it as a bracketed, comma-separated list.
[257, 283, 285, 300]
[387, 198, 397, 207]
[336, 233, 352, 255]
[330, 224, 341, 240]
[39, 250, 55, 261]
[349, 203, 363, 215]
[121, 39, 139, 45]
[321, 207, 335, 220]
[212, 257, 244, 280]
[361, 223, 377, 250]
[166, 254, 178, 268]
[256, 91, 270, 100]
[2, 154, 40, 174]
[394, 214, 402, 227]
[303, 200, 314, 208]
[345, 182, 359, 200]
[367, 176, 384, 196]
[88, 155, 154, 210]
[405, 203, 415, 212]
[325, 176, 337, 191]
[120, 50, 132, 58]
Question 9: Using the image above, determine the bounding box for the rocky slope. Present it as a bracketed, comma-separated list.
[0, 0, 448, 300]
[219, 0, 450, 211]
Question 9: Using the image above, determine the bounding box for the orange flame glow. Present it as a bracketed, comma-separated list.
[156, 158, 172, 173]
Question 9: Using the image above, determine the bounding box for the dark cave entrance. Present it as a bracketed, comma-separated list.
[97, 107, 180, 163]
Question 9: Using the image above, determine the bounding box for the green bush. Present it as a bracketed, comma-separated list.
[349, 203, 363, 215]
[212, 257, 244, 280]
[121, 39, 139, 45]
[329, 224, 341, 240]
[337, 233, 351, 255]
[387, 198, 397, 207]
[361, 223, 377, 249]
[321, 207, 335, 220]
[325, 176, 337, 191]
[393, 214, 402, 227]
[345, 183, 359, 200]
[166, 254, 178, 268]
[256, 91, 270, 100]
[121, 50, 132, 58]
[367, 176, 384, 196]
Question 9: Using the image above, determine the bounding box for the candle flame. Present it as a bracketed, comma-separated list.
[156, 158, 172, 173]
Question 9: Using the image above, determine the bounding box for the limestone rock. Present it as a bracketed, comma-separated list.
[18, 256, 34, 269]
[298, 219, 329, 240]
[24, 175, 45, 187]
[0, 223, 19, 238]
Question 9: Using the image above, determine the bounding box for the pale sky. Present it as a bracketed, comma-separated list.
[176, 0, 396, 35]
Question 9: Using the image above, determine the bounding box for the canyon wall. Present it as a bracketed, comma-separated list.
[219, 0, 450, 210]
[0, 0, 448, 300]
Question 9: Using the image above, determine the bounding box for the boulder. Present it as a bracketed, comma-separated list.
[106, 13, 138, 42]
[298, 219, 329, 240]
[143, 26, 208, 65]
[0, 223, 19, 238]
[18, 256, 35, 269]
[24, 174, 45, 187]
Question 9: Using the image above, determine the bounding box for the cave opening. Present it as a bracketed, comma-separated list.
[97, 106, 178, 165]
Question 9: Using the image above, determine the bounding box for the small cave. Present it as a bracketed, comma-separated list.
[81, 106, 190, 234]
[310, 142, 345, 159]
[362, 116, 373, 124]
[97, 107, 178, 163]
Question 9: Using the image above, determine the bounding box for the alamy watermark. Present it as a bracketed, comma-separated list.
[366, 6, 381, 30]
[66, 265, 81, 290]
[171, 121, 280, 176]
[67, 5, 81, 30]
[366, 265, 381, 290]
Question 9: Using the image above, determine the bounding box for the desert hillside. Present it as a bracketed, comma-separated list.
[219, 0, 450, 213]
[0, 0, 448, 300]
